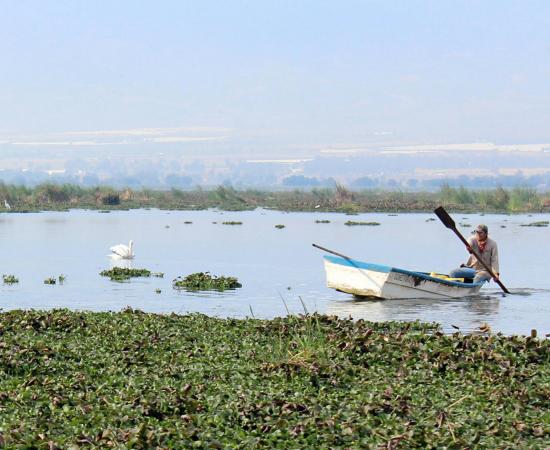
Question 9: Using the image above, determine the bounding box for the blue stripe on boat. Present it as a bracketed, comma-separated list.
[323, 255, 484, 288]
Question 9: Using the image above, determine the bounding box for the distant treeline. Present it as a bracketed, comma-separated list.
[0, 182, 548, 213]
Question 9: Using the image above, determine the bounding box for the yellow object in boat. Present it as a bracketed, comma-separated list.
[429, 272, 464, 282]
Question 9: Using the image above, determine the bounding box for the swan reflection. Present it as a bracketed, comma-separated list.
[109, 257, 134, 270]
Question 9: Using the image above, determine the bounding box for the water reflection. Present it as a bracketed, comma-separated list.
[109, 257, 134, 270]
[325, 294, 502, 333]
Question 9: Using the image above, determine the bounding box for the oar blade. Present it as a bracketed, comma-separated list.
[434, 206, 455, 229]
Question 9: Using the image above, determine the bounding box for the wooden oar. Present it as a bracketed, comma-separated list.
[434, 206, 510, 294]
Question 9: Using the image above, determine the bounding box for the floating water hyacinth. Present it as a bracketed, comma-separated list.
[100, 267, 151, 282]
[44, 277, 56, 285]
[0, 310, 546, 448]
[275, 224, 285, 229]
[521, 221, 549, 227]
[222, 221, 243, 225]
[344, 221, 381, 226]
[172, 272, 242, 291]
[2, 274, 19, 284]
[315, 220, 330, 223]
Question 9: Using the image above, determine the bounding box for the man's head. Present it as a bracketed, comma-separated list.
[475, 224, 488, 239]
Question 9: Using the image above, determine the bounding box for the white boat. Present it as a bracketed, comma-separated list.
[323, 255, 484, 299]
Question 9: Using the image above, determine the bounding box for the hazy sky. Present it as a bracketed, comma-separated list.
[1, 0, 550, 153]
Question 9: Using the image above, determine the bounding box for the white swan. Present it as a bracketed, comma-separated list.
[110, 240, 135, 259]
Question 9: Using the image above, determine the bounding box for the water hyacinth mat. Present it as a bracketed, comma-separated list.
[0, 310, 547, 448]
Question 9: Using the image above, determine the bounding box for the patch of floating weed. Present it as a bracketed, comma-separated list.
[172, 272, 242, 291]
[44, 277, 56, 285]
[2, 274, 19, 284]
[184, 221, 193, 224]
[344, 220, 381, 226]
[155, 288, 162, 294]
[100, 267, 151, 282]
[152, 272, 164, 278]
[0, 310, 547, 447]
[275, 224, 285, 229]
[222, 221, 242, 225]
[425, 217, 436, 222]
[521, 221, 549, 227]
[459, 222, 471, 227]
[315, 220, 330, 223]
[58, 274, 66, 284]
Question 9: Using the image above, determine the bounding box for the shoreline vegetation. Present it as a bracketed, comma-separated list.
[0, 183, 549, 213]
[0, 309, 547, 447]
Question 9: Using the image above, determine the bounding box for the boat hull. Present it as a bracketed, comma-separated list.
[323, 256, 484, 299]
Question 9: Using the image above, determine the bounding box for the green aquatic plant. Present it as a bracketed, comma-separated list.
[315, 219, 330, 223]
[100, 267, 152, 282]
[344, 220, 381, 226]
[155, 288, 162, 294]
[184, 221, 193, 224]
[2, 274, 19, 284]
[58, 274, 66, 284]
[152, 272, 164, 278]
[274, 224, 285, 229]
[521, 221, 549, 227]
[222, 221, 243, 225]
[172, 272, 242, 291]
[43, 277, 56, 285]
[0, 310, 546, 448]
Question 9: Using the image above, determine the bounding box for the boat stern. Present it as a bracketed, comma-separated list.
[323, 256, 390, 298]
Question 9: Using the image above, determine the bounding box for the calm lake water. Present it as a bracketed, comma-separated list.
[1, 209, 548, 336]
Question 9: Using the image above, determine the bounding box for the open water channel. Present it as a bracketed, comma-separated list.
[0, 209, 548, 336]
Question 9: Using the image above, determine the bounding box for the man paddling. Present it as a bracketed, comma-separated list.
[449, 224, 499, 283]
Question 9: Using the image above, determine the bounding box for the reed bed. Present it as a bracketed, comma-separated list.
[0, 183, 548, 213]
